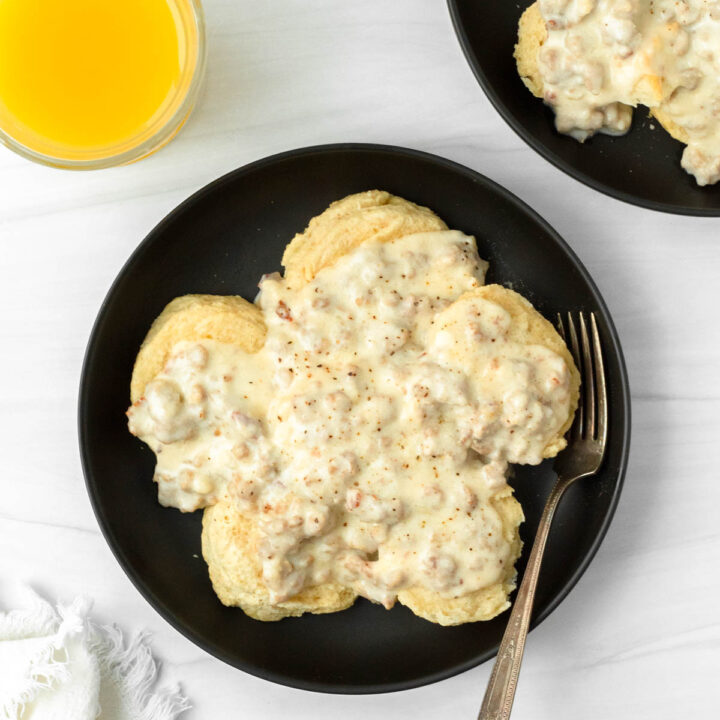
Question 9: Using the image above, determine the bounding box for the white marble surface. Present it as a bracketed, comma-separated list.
[1, 0, 719, 717]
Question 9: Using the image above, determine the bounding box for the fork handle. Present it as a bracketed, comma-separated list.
[478, 477, 571, 720]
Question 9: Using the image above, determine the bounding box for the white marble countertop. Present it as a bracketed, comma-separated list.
[1, 1, 719, 717]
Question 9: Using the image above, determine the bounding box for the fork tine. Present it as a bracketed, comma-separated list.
[579, 313, 595, 440]
[556, 313, 566, 342]
[565, 313, 583, 440]
[590, 313, 608, 448]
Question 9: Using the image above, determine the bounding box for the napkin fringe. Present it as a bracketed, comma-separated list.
[90, 625, 191, 720]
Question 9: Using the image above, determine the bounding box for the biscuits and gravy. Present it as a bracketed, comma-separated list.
[126, 191, 579, 625]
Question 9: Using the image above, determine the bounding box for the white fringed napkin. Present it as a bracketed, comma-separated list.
[0, 587, 190, 720]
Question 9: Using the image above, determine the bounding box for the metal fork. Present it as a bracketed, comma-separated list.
[478, 312, 608, 720]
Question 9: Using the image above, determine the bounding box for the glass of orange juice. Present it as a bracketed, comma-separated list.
[0, 0, 205, 169]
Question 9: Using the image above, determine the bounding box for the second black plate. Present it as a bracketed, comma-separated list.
[449, 0, 720, 215]
[79, 144, 630, 693]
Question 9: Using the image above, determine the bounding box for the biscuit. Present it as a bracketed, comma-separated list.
[202, 497, 357, 621]
[397, 285, 579, 625]
[468, 284, 580, 456]
[515, 2, 546, 99]
[281, 190, 447, 287]
[130, 294, 266, 403]
[398, 490, 524, 625]
[515, 3, 675, 135]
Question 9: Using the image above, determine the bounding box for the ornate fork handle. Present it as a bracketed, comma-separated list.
[478, 475, 572, 720]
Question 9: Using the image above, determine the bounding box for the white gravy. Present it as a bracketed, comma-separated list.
[127, 230, 572, 607]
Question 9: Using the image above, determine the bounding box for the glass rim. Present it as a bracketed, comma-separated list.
[0, 0, 206, 171]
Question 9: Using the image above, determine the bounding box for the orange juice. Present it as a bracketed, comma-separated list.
[0, 0, 202, 166]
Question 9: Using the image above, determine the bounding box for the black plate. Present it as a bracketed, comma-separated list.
[79, 144, 630, 693]
[448, 0, 720, 215]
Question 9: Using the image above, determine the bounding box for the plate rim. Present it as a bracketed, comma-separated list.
[446, 0, 720, 217]
[78, 142, 631, 694]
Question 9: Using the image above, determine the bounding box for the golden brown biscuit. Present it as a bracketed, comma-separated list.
[130, 294, 266, 403]
[515, 2, 546, 99]
[281, 190, 447, 287]
[515, 3, 673, 134]
[202, 497, 357, 621]
[468, 284, 580, 456]
[397, 285, 579, 625]
[397, 491, 524, 625]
